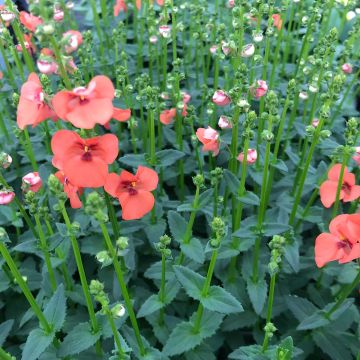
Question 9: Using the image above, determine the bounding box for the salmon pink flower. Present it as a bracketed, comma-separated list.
[0, 190, 15, 205]
[196, 127, 220, 156]
[62, 30, 83, 54]
[160, 108, 176, 125]
[53, 8, 64, 22]
[22, 172, 42, 192]
[19, 11, 43, 32]
[353, 147, 360, 165]
[342, 63, 353, 74]
[114, 0, 127, 15]
[319, 164, 360, 208]
[16, 34, 36, 55]
[181, 91, 191, 104]
[250, 80, 268, 99]
[212, 90, 231, 106]
[51, 130, 119, 188]
[52, 75, 131, 129]
[55, 171, 83, 208]
[237, 149, 257, 164]
[272, 14, 283, 31]
[218, 115, 232, 129]
[105, 166, 159, 220]
[315, 214, 360, 267]
[37, 48, 58, 74]
[17, 73, 56, 130]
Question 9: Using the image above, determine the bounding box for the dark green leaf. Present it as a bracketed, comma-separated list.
[58, 322, 101, 356]
[247, 278, 267, 315]
[201, 286, 243, 314]
[180, 238, 205, 264]
[119, 154, 146, 167]
[276, 336, 293, 360]
[156, 149, 185, 167]
[0, 319, 14, 346]
[22, 329, 55, 360]
[44, 284, 66, 332]
[168, 211, 187, 243]
[173, 265, 204, 299]
[223, 169, 240, 195]
[263, 223, 290, 236]
[238, 191, 260, 206]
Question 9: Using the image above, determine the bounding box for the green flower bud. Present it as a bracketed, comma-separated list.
[193, 174, 205, 188]
[116, 237, 129, 250]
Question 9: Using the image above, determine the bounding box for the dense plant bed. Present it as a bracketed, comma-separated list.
[0, 0, 359, 359]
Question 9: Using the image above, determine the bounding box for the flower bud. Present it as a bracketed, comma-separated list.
[0, 153, 12, 169]
[250, 80, 268, 99]
[0, 190, 15, 205]
[22, 172, 42, 193]
[241, 43, 255, 57]
[218, 115, 232, 129]
[341, 63, 353, 74]
[112, 303, 126, 318]
[237, 148, 257, 164]
[116, 237, 129, 250]
[159, 25, 171, 38]
[212, 90, 231, 106]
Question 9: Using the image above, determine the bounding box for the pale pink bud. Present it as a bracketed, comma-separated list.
[66, 1, 74, 9]
[218, 115, 232, 129]
[312, 118, 320, 127]
[342, 63, 353, 74]
[53, 9, 64, 22]
[210, 45, 218, 54]
[22, 172, 42, 193]
[37, 59, 58, 74]
[149, 35, 158, 44]
[241, 43, 255, 57]
[221, 41, 231, 56]
[182, 91, 191, 104]
[0, 153, 12, 169]
[250, 80, 268, 99]
[159, 25, 171, 38]
[353, 146, 360, 166]
[0, 191, 15, 205]
[228, 0, 235, 8]
[237, 149, 257, 164]
[63, 30, 82, 54]
[212, 90, 231, 106]
[1, 9, 15, 22]
[299, 91, 308, 100]
[160, 92, 170, 100]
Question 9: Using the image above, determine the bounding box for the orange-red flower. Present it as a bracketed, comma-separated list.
[52, 75, 131, 129]
[19, 11, 43, 32]
[196, 127, 220, 156]
[319, 164, 360, 208]
[17, 73, 56, 130]
[55, 171, 83, 209]
[315, 214, 360, 267]
[272, 14, 283, 31]
[160, 108, 176, 125]
[114, 0, 127, 15]
[105, 166, 158, 220]
[51, 130, 119, 188]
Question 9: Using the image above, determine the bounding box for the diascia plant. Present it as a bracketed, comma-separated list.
[0, 0, 359, 359]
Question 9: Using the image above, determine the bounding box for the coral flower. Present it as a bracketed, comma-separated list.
[52, 75, 131, 129]
[196, 127, 220, 156]
[353, 147, 360, 166]
[160, 108, 176, 125]
[17, 73, 56, 130]
[237, 149, 257, 164]
[55, 171, 83, 209]
[22, 172, 42, 192]
[51, 130, 119, 188]
[319, 164, 360, 208]
[272, 14, 283, 31]
[212, 90, 231, 106]
[19, 11, 43, 32]
[62, 30, 83, 54]
[0, 191, 15, 205]
[16, 34, 36, 55]
[315, 214, 360, 267]
[105, 166, 159, 220]
[114, 0, 127, 15]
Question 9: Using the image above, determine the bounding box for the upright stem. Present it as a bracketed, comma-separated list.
[99, 222, 146, 356]
[332, 154, 349, 218]
[262, 274, 276, 352]
[59, 202, 102, 354]
[34, 214, 57, 292]
[0, 243, 51, 333]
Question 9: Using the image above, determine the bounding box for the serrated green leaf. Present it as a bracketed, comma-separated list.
[238, 191, 260, 206]
[22, 328, 55, 360]
[58, 322, 101, 356]
[44, 284, 66, 332]
[185, 344, 216, 360]
[163, 311, 223, 356]
[229, 345, 267, 359]
[119, 153, 146, 167]
[201, 286, 243, 314]
[168, 211, 187, 243]
[137, 295, 164, 318]
[247, 278, 267, 315]
[276, 336, 293, 360]
[173, 265, 204, 299]
[0, 319, 14, 346]
[156, 149, 185, 167]
[223, 169, 240, 195]
[180, 238, 205, 264]
[263, 223, 290, 236]
[285, 295, 318, 321]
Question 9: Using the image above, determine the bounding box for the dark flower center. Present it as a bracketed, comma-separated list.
[122, 181, 138, 196]
[81, 145, 93, 161]
[341, 182, 351, 195]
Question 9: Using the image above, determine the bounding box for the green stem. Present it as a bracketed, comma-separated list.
[332, 153, 349, 218]
[59, 202, 102, 354]
[23, 128, 38, 171]
[49, 37, 71, 89]
[34, 214, 57, 292]
[99, 222, 146, 356]
[106, 310, 125, 358]
[193, 249, 218, 333]
[262, 274, 276, 352]
[149, 108, 156, 166]
[0, 347, 13, 360]
[0, 243, 51, 333]
[158, 253, 166, 325]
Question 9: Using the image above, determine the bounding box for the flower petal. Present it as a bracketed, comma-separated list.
[319, 180, 343, 208]
[118, 190, 155, 220]
[315, 233, 343, 268]
[104, 173, 121, 198]
[113, 107, 131, 122]
[136, 166, 159, 191]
